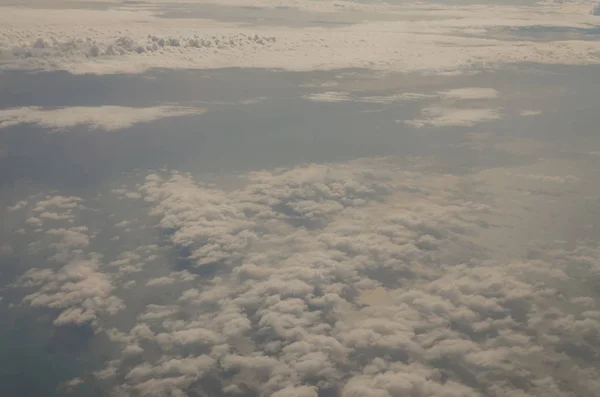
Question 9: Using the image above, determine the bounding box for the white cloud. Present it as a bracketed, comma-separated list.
[302, 92, 353, 103]
[438, 87, 499, 101]
[5, 156, 600, 397]
[520, 109, 543, 117]
[7, 200, 27, 212]
[1, 3, 600, 74]
[16, 256, 124, 326]
[0, 106, 205, 132]
[303, 91, 433, 104]
[403, 106, 503, 128]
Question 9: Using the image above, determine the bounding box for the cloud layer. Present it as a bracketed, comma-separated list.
[4, 155, 600, 397]
[1, 2, 599, 74]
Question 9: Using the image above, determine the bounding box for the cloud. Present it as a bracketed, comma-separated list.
[7, 200, 27, 212]
[508, 172, 581, 184]
[0, 106, 205, 132]
[520, 109, 543, 117]
[302, 91, 432, 104]
[438, 88, 499, 101]
[302, 92, 353, 103]
[1, 3, 600, 74]
[16, 256, 124, 326]
[403, 106, 503, 128]
[302, 91, 436, 104]
[5, 156, 600, 397]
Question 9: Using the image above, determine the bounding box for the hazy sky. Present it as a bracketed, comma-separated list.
[1, 1, 600, 397]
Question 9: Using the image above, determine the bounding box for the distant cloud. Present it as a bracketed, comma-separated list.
[303, 87, 500, 122]
[7, 200, 27, 212]
[508, 172, 581, 184]
[403, 106, 503, 128]
[520, 109, 543, 117]
[1, 4, 600, 74]
[438, 87, 499, 101]
[302, 92, 353, 103]
[0, 106, 205, 132]
[303, 91, 432, 104]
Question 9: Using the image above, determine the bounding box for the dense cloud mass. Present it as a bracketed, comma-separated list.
[1, 2, 600, 74]
[4, 157, 600, 397]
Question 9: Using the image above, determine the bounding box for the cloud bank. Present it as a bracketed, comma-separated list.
[1, 3, 599, 74]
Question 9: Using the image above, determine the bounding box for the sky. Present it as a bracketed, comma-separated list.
[1, 1, 600, 397]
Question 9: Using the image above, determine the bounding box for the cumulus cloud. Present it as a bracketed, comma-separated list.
[5, 156, 600, 397]
[403, 106, 503, 128]
[16, 256, 124, 326]
[7, 200, 27, 212]
[0, 106, 205, 132]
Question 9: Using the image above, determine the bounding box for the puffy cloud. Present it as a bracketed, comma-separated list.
[107, 244, 162, 275]
[16, 256, 124, 326]
[7, 200, 27, 212]
[5, 157, 600, 397]
[0, 106, 205, 132]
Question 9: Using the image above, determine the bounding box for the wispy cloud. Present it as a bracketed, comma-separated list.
[0, 106, 205, 131]
[403, 106, 503, 128]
